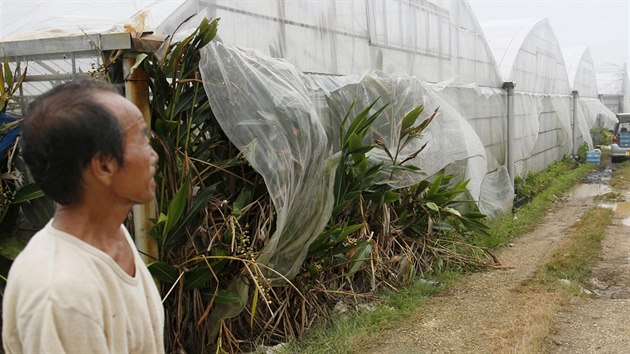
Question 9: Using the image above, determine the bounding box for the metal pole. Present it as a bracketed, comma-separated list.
[571, 90, 579, 157]
[502, 81, 515, 181]
[123, 53, 159, 266]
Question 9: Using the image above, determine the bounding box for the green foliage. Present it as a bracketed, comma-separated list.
[304, 102, 491, 306]
[539, 207, 612, 288]
[591, 127, 612, 146]
[576, 142, 589, 163]
[476, 162, 593, 249]
[514, 158, 579, 201]
[0, 54, 27, 112]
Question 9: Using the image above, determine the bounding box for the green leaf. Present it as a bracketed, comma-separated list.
[0, 236, 26, 260]
[381, 190, 400, 204]
[165, 185, 216, 246]
[185, 267, 214, 290]
[401, 104, 424, 133]
[333, 224, 363, 245]
[250, 286, 258, 329]
[11, 184, 45, 204]
[3, 55, 13, 86]
[348, 243, 372, 275]
[443, 207, 462, 217]
[426, 202, 439, 212]
[163, 177, 190, 237]
[214, 289, 242, 304]
[128, 53, 148, 75]
[148, 261, 179, 283]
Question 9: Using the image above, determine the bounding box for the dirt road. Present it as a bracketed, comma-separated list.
[358, 167, 630, 353]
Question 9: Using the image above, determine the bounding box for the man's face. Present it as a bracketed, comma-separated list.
[101, 92, 158, 205]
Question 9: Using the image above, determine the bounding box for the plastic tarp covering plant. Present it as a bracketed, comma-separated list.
[304, 72, 488, 209]
[200, 38, 496, 296]
[199, 41, 336, 283]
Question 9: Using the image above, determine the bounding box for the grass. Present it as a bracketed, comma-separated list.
[538, 207, 612, 286]
[285, 158, 596, 353]
[282, 271, 459, 354]
[609, 161, 630, 190]
[474, 161, 595, 249]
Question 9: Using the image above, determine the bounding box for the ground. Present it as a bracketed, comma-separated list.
[357, 166, 630, 353]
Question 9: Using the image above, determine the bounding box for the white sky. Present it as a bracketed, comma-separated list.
[468, 0, 629, 68]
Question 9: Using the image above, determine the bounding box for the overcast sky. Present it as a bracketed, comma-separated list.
[468, 0, 629, 68]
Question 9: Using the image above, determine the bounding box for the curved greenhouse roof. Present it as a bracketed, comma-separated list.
[562, 46, 598, 98]
[481, 18, 570, 94]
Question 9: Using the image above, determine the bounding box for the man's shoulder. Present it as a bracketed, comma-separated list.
[7, 227, 104, 298]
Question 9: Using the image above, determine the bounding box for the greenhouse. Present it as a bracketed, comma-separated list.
[563, 46, 618, 130]
[0, 0, 625, 352]
[597, 62, 630, 114]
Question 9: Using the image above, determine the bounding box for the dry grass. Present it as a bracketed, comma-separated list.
[490, 206, 613, 353]
[609, 162, 630, 190]
[489, 285, 570, 353]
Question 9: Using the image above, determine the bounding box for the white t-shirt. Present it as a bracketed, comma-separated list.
[2, 221, 165, 354]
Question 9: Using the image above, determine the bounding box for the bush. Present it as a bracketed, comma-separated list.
[591, 127, 612, 146]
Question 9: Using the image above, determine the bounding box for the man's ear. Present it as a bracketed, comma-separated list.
[89, 153, 119, 186]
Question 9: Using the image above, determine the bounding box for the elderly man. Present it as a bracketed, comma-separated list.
[2, 79, 164, 353]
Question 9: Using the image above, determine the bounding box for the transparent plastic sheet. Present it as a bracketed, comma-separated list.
[597, 63, 627, 95]
[580, 98, 618, 130]
[512, 93, 542, 176]
[478, 166, 514, 218]
[197, 40, 337, 329]
[305, 72, 489, 214]
[548, 95, 593, 154]
[427, 84, 512, 216]
[551, 96, 593, 151]
[199, 41, 336, 282]
[431, 84, 506, 169]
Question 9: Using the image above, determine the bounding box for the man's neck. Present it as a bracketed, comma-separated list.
[52, 202, 131, 252]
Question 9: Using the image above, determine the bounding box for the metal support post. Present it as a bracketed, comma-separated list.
[571, 90, 579, 157]
[502, 81, 515, 182]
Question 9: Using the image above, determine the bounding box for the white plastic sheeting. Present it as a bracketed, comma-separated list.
[0, 1, 183, 40]
[563, 47, 599, 98]
[580, 98, 618, 130]
[199, 39, 500, 280]
[563, 47, 618, 129]
[481, 18, 595, 176]
[597, 63, 630, 114]
[199, 41, 336, 280]
[482, 18, 570, 94]
[157, 0, 501, 86]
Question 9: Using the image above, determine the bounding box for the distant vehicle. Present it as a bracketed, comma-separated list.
[611, 113, 630, 163]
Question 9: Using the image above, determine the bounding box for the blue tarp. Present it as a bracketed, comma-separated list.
[0, 112, 20, 158]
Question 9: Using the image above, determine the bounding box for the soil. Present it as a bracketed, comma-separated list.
[358, 165, 630, 354]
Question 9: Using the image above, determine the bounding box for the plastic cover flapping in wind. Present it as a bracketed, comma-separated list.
[199, 39, 500, 293]
[579, 98, 618, 130]
[199, 41, 336, 283]
[304, 71, 488, 210]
